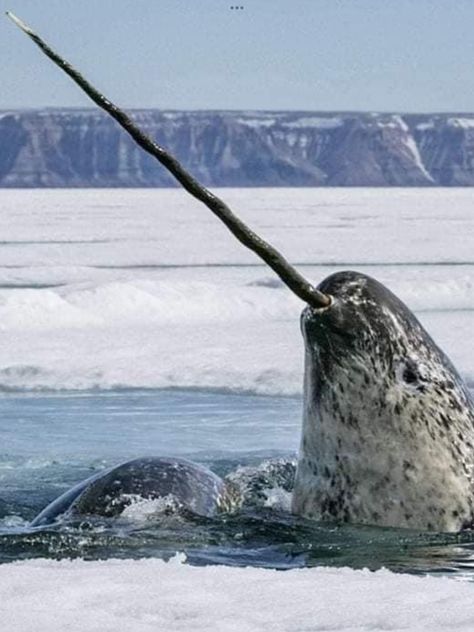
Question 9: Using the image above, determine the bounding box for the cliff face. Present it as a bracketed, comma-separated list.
[2, 109, 474, 187]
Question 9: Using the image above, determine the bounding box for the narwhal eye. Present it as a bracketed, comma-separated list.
[402, 363, 418, 384]
[399, 358, 427, 392]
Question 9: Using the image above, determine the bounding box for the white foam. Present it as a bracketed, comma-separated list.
[1, 556, 474, 631]
[120, 495, 183, 522]
[262, 487, 292, 511]
[0, 515, 28, 529]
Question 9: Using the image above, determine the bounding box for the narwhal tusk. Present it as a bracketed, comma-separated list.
[6, 11, 331, 309]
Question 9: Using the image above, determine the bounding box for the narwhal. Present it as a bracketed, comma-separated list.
[8, 12, 474, 532]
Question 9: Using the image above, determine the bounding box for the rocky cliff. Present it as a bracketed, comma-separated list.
[2, 109, 474, 187]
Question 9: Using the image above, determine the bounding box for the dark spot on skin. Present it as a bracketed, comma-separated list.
[348, 414, 358, 428]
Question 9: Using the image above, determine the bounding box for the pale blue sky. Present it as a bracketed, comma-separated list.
[2, 0, 474, 112]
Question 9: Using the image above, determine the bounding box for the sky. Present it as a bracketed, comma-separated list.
[1, 0, 474, 113]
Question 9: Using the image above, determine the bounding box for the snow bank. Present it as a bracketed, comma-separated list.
[0, 188, 472, 394]
[0, 277, 471, 395]
[2, 555, 474, 631]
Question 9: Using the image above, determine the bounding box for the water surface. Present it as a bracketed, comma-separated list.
[1, 389, 474, 578]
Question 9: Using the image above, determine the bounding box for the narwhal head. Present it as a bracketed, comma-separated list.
[296, 270, 474, 531]
[10, 12, 474, 532]
[301, 270, 461, 397]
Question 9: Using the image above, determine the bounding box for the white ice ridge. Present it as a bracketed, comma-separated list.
[2, 556, 474, 631]
[0, 188, 472, 394]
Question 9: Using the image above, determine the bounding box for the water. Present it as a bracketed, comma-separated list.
[0, 188, 473, 577]
[1, 389, 474, 576]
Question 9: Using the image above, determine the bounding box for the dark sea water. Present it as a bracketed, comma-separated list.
[2, 389, 474, 578]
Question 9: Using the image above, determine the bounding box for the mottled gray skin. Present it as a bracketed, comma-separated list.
[292, 271, 474, 532]
[31, 457, 234, 527]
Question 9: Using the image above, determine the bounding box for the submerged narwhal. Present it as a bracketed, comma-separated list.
[31, 457, 237, 527]
[8, 12, 474, 532]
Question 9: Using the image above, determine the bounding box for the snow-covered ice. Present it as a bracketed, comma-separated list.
[0, 188, 473, 631]
[2, 555, 474, 632]
[0, 188, 472, 394]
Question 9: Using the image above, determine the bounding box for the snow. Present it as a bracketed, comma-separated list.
[282, 116, 342, 129]
[0, 188, 473, 628]
[1, 555, 474, 631]
[401, 135, 434, 182]
[236, 117, 277, 128]
[375, 115, 410, 132]
[448, 118, 474, 129]
[392, 114, 409, 132]
[0, 188, 472, 394]
[416, 121, 435, 131]
[235, 114, 342, 129]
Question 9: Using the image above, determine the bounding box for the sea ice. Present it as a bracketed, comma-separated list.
[1, 555, 474, 631]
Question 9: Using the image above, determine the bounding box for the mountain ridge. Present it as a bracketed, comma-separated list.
[1, 109, 474, 187]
